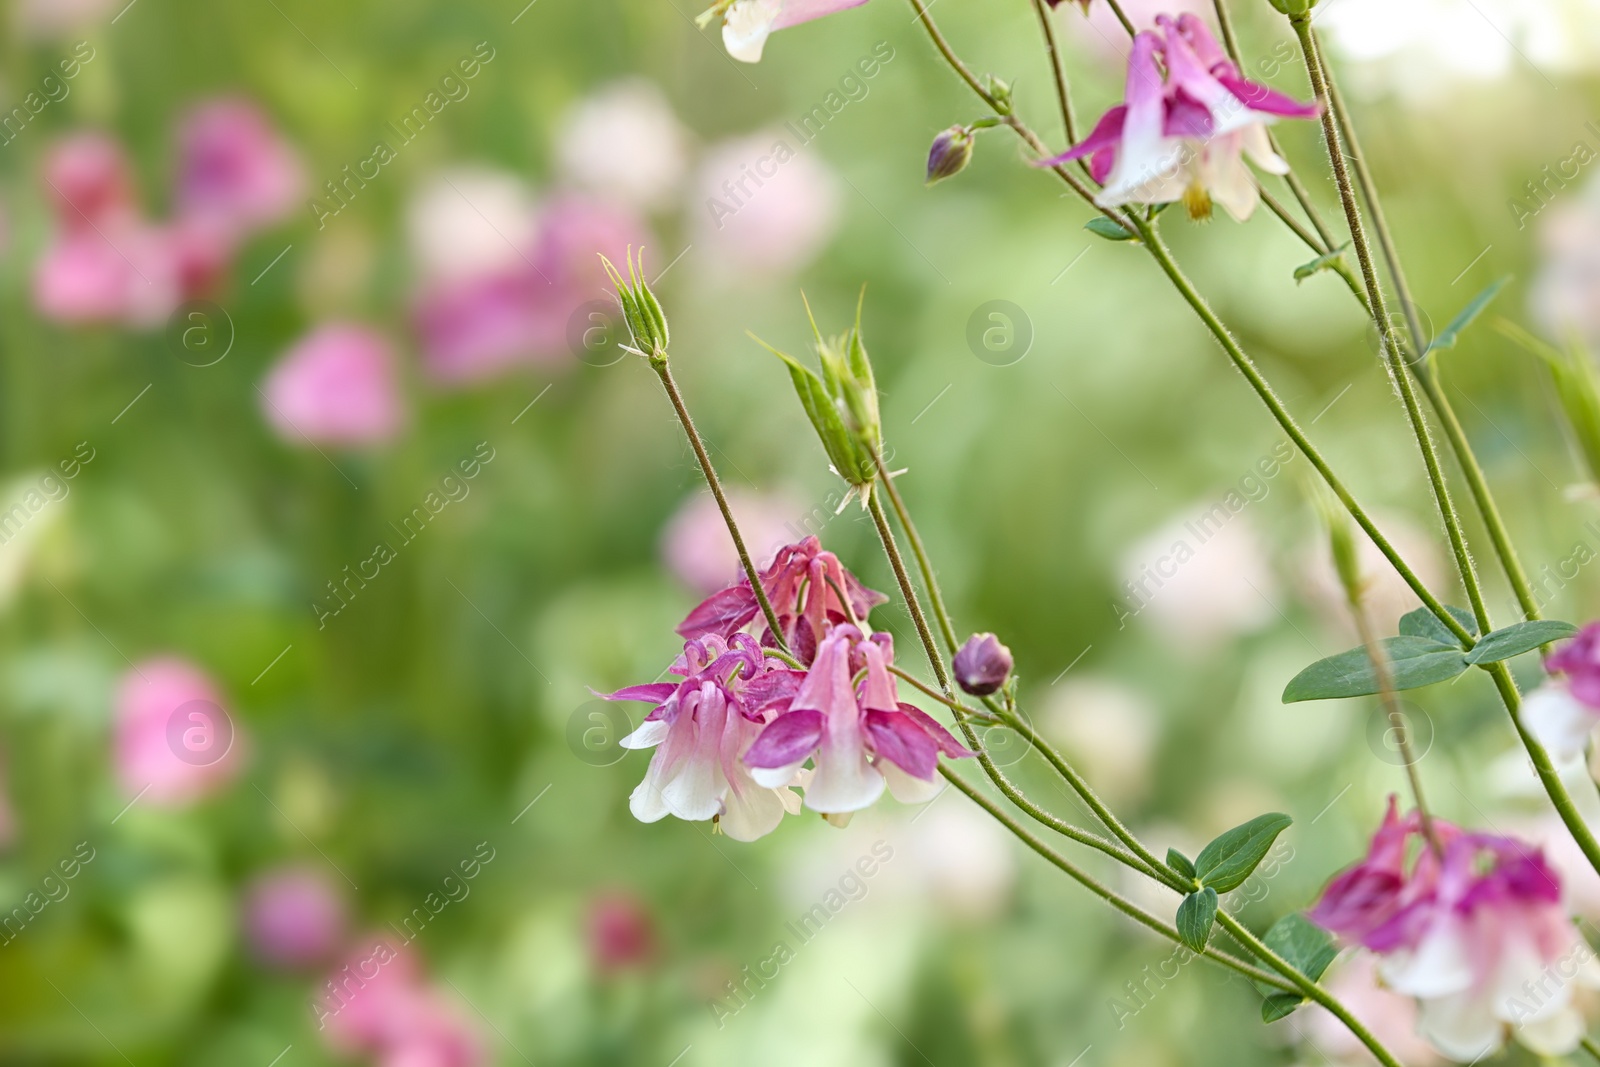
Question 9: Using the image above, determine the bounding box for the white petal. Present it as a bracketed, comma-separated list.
[880, 760, 944, 804]
[629, 766, 671, 823]
[1517, 1004, 1586, 1055]
[750, 759, 806, 789]
[803, 746, 883, 813]
[620, 719, 669, 750]
[1524, 685, 1597, 763]
[718, 783, 789, 841]
[1240, 123, 1288, 175]
[722, 0, 781, 62]
[1204, 137, 1260, 222]
[1417, 989, 1504, 1062]
[1380, 918, 1475, 998]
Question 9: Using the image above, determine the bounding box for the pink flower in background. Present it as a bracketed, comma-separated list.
[244, 866, 346, 969]
[1310, 797, 1600, 1059]
[261, 324, 405, 446]
[1521, 624, 1600, 763]
[41, 133, 137, 231]
[1043, 16, 1318, 220]
[659, 489, 802, 595]
[319, 938, 486, 1067]
[717, 0, 871, 62]
[556, 79, 689, 211]
[1546, 623, 1600, 706]
[411, 192, 646, 384]
[693, 132, 840, 278]
[173, 98, 305, 240]
[1303, 953, 1445, 1067]
[407, 168, 539, 285]
[586, 892, 656, 974]
[114, 657, 244, 806]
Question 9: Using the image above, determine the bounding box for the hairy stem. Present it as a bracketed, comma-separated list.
[652, 361, 788, 651]
[1318, 50, 1541, 623]
[1031, 0, 1077, 145]
[942, 767, 1297, 992]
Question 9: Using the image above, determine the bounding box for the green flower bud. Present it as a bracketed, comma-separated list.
[599, 248, 670, 362]
[1267, 0, 1317, 16]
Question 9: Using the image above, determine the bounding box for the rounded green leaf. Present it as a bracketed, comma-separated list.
[1195, 813, 1292, 893]
[1176, 888, 1218, 951]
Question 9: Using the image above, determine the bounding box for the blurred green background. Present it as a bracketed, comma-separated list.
[1, 0, 1599, 1063]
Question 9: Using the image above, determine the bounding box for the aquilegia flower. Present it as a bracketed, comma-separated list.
[609, 538, 973, 837]
[1042, 14, 1319, 220]
[1309, 797, 1600, 1060]
[707, 0, 870, 63]
[1523, 622, 1600, 763]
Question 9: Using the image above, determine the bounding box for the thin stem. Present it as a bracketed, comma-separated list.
[652, 361, 788, 652]
[942, 767, 1297, 993]
[1293, 17, 1490, 641]
[1319, 49, 1541, 624]
[1103, 0, 1136, 37]
[1132, 215, 1471, 643]
[876, 459, 959, 654]
[1215, 913, 1406, 1067]
[1031, 0, 1077, 145]
[1581, 1035, 1600, 1063]
[888, 663, 997, 721]
[867, 490, 951, 693]
[1493, 660, 1600, 875]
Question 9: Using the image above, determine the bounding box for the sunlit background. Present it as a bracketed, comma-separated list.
[4, 0, 1600, 1063]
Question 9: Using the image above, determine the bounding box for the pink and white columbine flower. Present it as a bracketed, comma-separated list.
[676, 535, 886, 661]
[1043, 14, 1319, 221]
[603, 633, 808, 840]
[1310, 797, 1600, 1059]
[711, 0, 870, 63]
[1522, 623, 1600, 763]
[743, 624, 973, 813]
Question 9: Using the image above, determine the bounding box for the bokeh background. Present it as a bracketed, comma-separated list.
[4, 0, 1600, 1063]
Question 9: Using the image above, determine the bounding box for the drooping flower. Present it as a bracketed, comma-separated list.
[173, 98, 305, 241]
[1310, 797, 1600, 1060]
[243, 865, 346, 969]
[1042, 15, 1319, 220]
[603, 633, 808, 840]
[260, 324, 405, 446]
[743, 625, 973, 812]
[676, 535, 886, 660]
[953, 632, 1013, 696]
[710, 0, 871, 63]
[114, 657, 245, 807]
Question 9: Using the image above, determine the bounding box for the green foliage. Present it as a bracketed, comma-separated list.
[1253, 915, 1337, 1022]
[1464, 620, 1578, 663]
[1177, 887, 1219, 951]
[1194, 814, 1292, 893]
[1284, 638, 1470, 702]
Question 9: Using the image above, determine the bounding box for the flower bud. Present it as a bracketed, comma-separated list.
[926, 126, 975, 186]
[599, 247, 670, 361]
[954, 633, 1013, 696]
[1267, 0, 1317, 15]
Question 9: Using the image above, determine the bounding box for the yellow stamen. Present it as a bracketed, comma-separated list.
[1183, 183, 1213, 221]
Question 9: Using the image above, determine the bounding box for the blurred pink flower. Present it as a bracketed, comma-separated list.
[556, 79, 688, 211]
[174, 98, 305, 240]
[244, 865, 346, 969]
[659, 489, 803, 595]
[1303, 953, 1444, 1067]
[320, 936, 485, 1067]
[114, 657, 244, 807]
[15, 0, 117, 37]
[1532, 179, 1600, 344]
[261, 324, 405, 446]
[412, 193, 646, 384]
[692, 132, 840, 278]
[586, 891, 656, 975]
[41, 132, 138, 231]
[407, 168, 539, 285]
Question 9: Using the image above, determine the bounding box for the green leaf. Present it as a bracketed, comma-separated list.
[1176, 888, 1218, 951]
[1283, 637, 1469, 702]
[1428, 276, 1511, 354]
[1252, 914, 1338, 1022]
[1261, 993, 1304, 1023]
[1397, 604, 1477, 647]
[1195, 813, 1292, 893]
[1166, 848, 1196, 881]
[1084, 216, 1137, 242]
[1464, 620, 1578, 664]
[1293, 242, 1350, 282]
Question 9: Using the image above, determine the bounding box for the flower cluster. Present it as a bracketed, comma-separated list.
[35, 99, 302, 327]
[1310, 797, 1599, 1059]
[1043, 13, 1319, 220]
[605, 536, 972, 838]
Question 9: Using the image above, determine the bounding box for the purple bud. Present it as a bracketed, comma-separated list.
[925, 125, 975, 186]
[953, 632, 1012, 696]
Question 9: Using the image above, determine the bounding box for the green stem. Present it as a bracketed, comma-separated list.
[1214, 913, 1406, 1067]
[1131, 215, 1471, 642]
[1030, 0, 1077, 145]
[1581, 1035, 1600, 1063]
[942, 767, 1297, 993]
[652, 361, 788, 652]
[1292, 17, 1490, 640]
[1492, 661, 1600, 876]
[1318, 50, 1541, 624]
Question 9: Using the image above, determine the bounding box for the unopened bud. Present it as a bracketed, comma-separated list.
[954, 633, 1013, 696]
[926, 126, 975, 185]
[1267, 0, 1317, 15]
[599, 247, 670, 361]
